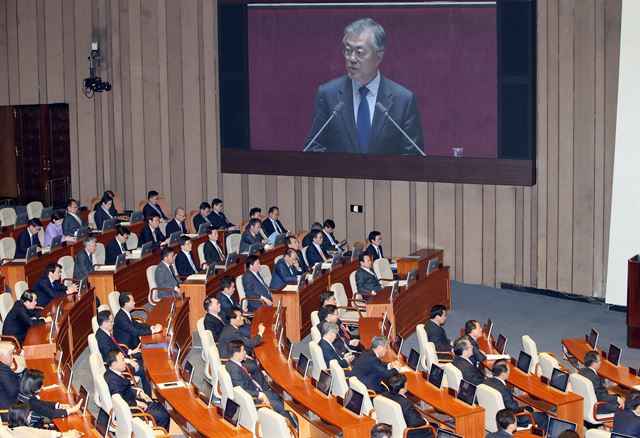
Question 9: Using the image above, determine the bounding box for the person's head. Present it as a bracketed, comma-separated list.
[284, 248, 298, 265]
[311, 229, 324, 245]
[8, 401, 31, 428]
[51, 210, 65, 225]
[174, 207, 186, 222]
[204, 297, 221, 315]
[219, 275, 235, 295]
[101, 194, 113, 209]
[286, 236, 300, 250]
[104, 190, 115, 198]
[228, 339, 247, 361]
[118, 292, 135, 311]
[207, 226, 218, 242]
[359, 253, 373, 269]
[249, 207, 262, 219]
[495, 408, 517, 432]
[226, 306, 244, 328]
[20, 290, 38, 310]
[368, 231, 382, 246]
[318, 304, 339, 324]
[371, 335, 390, 357]
[45, 263, 62, 281]
[67, 198, 78, 213]
[161, 247, 176, 264]
[430, 304, 447, 325]
[211, 198, 224, 212]
[146, 213, 161, 229]
[386, 372, 408, 395]
[246, 254, 260, 272]
[97, 309, 114, 330]
[585, 350, 601, 370]
[107, 350, 127, 372]
[370, 423, 393, 438]
[492, 360, 510, 380]
[0, 341, 16, 366]
[310, 221, 323, 231]
[323, 219, 335, 232]
[199, 202, 211, 217]
[268, 206, 280, 220]
[84, 236, 97, 254]
[115, 225, 131, 243]
[19, 368, 45, 397]
[557, 432, 580, 438]
[179, 236, 192, 252]
[147, 190, 159, 204]
[627, 391, 640, 413]
[453, 337, 473, 358]
[248, 218, 262, 234]
[464, 320, 483, 340]
[321, 322, 339, 343]
[319, 291, 336, 307]
[27, 218, 42, 235]
[343, 18, 385, 85]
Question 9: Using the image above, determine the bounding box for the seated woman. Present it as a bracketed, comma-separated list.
[6, 401, 81, 437]
[44, 211, 76, 247]
[16, 369, 82, 428]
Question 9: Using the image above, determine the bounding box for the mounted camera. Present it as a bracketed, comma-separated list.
[82, 42, 112, 98]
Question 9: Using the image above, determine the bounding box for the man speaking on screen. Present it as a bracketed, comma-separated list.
[305, 18, 425, 155]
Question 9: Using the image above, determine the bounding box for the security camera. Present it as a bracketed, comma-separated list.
[82, 42, 112, 98]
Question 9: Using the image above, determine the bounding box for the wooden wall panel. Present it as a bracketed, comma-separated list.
[0, 0, 621, 297]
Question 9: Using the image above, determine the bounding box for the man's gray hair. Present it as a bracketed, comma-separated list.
[0, 341, 15, 357]
[371, 335, 389, 349]
[321, 322, 339, 336]
[343, 18, 387, 53]
[84, 236, 96, 247]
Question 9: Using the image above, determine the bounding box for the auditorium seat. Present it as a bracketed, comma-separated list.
[301, 246, 309, 267]
[416, 323, 452, 371]
[186, 210, 198, 234]
[113, 393, 167, 438]
[89, 352, 109, 412]
[349, 376, 375, 416]
[373, 258, 393, 281]
[308, 341, 327, 380]
[234, 274, 261, 316]
[569, 373, 615, 427]
[94, 242, 106, 264]
[373, 395, 436, 438]
[330, 282, 365, 323]
[259, 264, 272, 287]
[146, 266, 167, 306]
[58, 255, 76, 285]
[87, 333, 100, 357]
[443, 363, 462, 391]
[196, 317, 215, 380]
[197, 242, 206, 269]
[88, 211, 96, 229]
[226, 233, 241, 254]
[91, 316, 99, 333]
[310, 310, 320, 327]
[204, 345, 224, 401]
[257, 407, 297, 438]
[234, 386, 262, 434]
[585, 430, 611, 438]
[0, 208, 16, 227]
[217, 364, 235, 408]
[274, 254, 284, 265]
[131, 417, 170, 438]
[0, 237, 16, 263]
[521, 335, 540, 375]
[0, 293, 14, 321]
[126, 232, 138, 250]
[329, 359, 349, 398]
[310, 325, 321, 343]
[539, 352, 561, 380]
[12, 280, 28, 301]
[477, 384, 533, 433]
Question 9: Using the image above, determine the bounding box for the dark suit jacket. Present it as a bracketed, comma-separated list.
[105, 237, 127, 265]
[321, 230, 342, 252]
[316, 323, 350, 356]
[138, 225, 165, 247]
[143, 203, 168, 221]
[261, 218, 287, 237]
[96, 328, 126, 362]
[239, 230, 261, 254]
[217, 324, 262, 358]
[2, 300, 44, 345]
[203, 240, 225, 265]
[225, 360, 261, 398]
[578, 367, 619, 407]
[216, 291, 239, 318]
[305, 75, 424, 155]
[381, 392, 430, 437]
[165, 219, 187, 236]
[486, 432, 513, 438]
[270, 258, 298, 289]
[192, 214, 209, 233]
[295, 249, 308, 272]
[613, 410, 640, 436]
[113, 309, 151, 350]
[464, 335, 487, 367]
[319, 338, 349, 368]
[350, 349, 395, 393]
[204, 312, 225, 342]
[484, 377, 522, 412]
[207, 211, 234, 229]
[302, 232, 314, 248]
[73, 249, 94, 279]
[33, 275, 67, 308]
[305, 243, 330, 267]
[0, 361, 21, 412]
[93, 202, 118, 216]
[61, 213, 85, 236]
[15, 229, 40, 258]
[104, 368, 138, 406]
[94, 206, 115, 230]
[426, 320, 451, 354]
[365, 244, 384, 261]
[175, 250, 198, 277]
[355, 267, 382, 295]
[242, 271, 272, 312]
[452, 357, 485, 386]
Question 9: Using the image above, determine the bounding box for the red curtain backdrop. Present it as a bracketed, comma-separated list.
[248, 5, 497, 157]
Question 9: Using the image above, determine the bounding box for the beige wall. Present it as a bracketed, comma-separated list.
[0, 0, 621, 296]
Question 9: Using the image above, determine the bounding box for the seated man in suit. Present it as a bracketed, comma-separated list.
[93, 190, 118, 215]
[218, 307, 265, 358]
[215, 275, 251, 339]
[383, 373, 434, 438]
[302, 222, 323, 247]
[286, 236, 308, 272]
[225, 339, 297, 428]
[355, 253, 382, 299]
[484, 360, 548, 430]
[2, 290, 51, 346]
[175, 236, 200, 277]
[614, 390, 640, 436]
[305, 229, 332, 267]
[317, 304, 361, 352]
[270, 249, 300, 289]
[104, 351, 170, 430]
[14, 218, 43, 258]
[105, 226, 131, 264]
[321, 219, 347, 252]
[579, 350, 625, 414]
[350, 335, 401, 393]
[261, 206, 289, 238]
[95, 310, 151, 395]
[245, 207, 262, 229]
[451, 337, 485, 386]
[365, 230, 384, 261]
[193, 202, 211, 232]
[239, 218, 267, 254]
[142, 190, 168, 221]
[154, 247, 181, 299]
[165, 207, 188, 236]
[61, 198, 87, 236]
[203, 226, 226, 266]
[94, 194, 117, 230]
[463, 320, 486, 367]
[33, 263, 78, 308]
[203, 297, 225, 342]
[113, 292, 162, 351]
[0, 341, 21, 419]
[138, 213, 167, 247]
[319, 322, 354, 368]
[242, 255, 273, 312]
[208, 198, 239, 231]
[486, 409, 517, 438]
[426, 304, 453, 359]
[73, 236, 96, 279]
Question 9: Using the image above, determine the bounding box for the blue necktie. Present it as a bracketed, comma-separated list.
[357, 86, 371, 153]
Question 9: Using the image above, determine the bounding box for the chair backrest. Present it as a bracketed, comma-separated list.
[87, 211, 96, 229]
[329, 359, 349, 398]
[91, 316, 99, 333]
[26, 201, 44, 220]
[0, 237, 16, 261]
[217, 364, 235, 408]
[89, 196, 102, 211]
[329, 283, 355, 320]
[95, 370, 113, 414]
[259, 264, 272, 287]
[186, 210, 198, 234]
[349, 270, 358, 297]
[233, 387, 259, 433]
[476, 384, 505, 433]
[126, 232, 138, 250]
[443, 362, 462, 391]
[521, 335, 539, 375]
[584, 429, 612, 438]
[88, 333, 100, 356]
[258, 407, 293, 438]
[0, 293, 14, 322]
[13, 280, 28, 301]
[111, 393, 133, 438]
[415, 324, 430, 371]
[349, 376, 374, 416]
[0, 208, 17, 226]
[538, 352, 559, 380]
[146, 266, 159, 304]
[197, 243, 205, 267]
[197, 317, 215, 380]
[301, 246, 309, 266]
[108, 291, 121, 315]
[310, 326, 321, 343]
[308, 341, 326, 381]
[310, 310, 320, 327]
[156, 197, 171, 220]
[94, 242, 106, 265]
[89, 352, 106, 408]
[373, 258, 394, 280]
[274, 254, 284, 264]
[373, 395, 407, 438]
[131, 417, 158, 438]
[235, 275, 248, 312]
[569, 372, 600, 423]
[226, 233, 241, 254]
[205, 344, 223, 400]
[58, 255, 75, 283]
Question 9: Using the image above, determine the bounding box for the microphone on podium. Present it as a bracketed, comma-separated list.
[375, 102, 426, 156]
[303, 101, 346, 152]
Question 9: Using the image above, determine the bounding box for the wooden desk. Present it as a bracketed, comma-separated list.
[396, 248, 444, 277]
[0, 218, 51, 240]
[253, 306, 376, 437]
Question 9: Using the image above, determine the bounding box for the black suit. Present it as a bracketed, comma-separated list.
[239, 230, 262, 254]
[33, 275, 67, 308]
[203, 240, 225, 265]
[0, 362, 20, 416]
[217, 324, 262, 358]
[350, 349, 396, 393]
[365, 244, 384, 261]
[381, 392, 432, 438]
[451, 357, 485, 386]
[104, 369, 170, 429]
[319, 338, 349, 368]
[192, 214, 209, 233]
[165, 218, 187, 236]
[138, 225, 165, 247]
[95, 328, 151, 395]
[15, 229, 40, 258]
[295, 249, 308, 272]
[486, 432, 513, 438]
[321, 230, 342, 252]
[355, 267, 382, 297]
[464, 335, 486, 367]
[18, 393, 68, 427]
[73, 249, 94, 279]
[305, 75, 424, 155]
[426, 320, 452, 357]
[207, 211, 234, 229]
[175, 250, 199, 277]
[484, 377, 548, 429]
[242, 270, 272, 313]
[94, 206, 115, 230]
[2, 300, 44, 345]
[261, 218, 287, 237]
[142, 203, 168, 221]
[305, 243, 330, 267]
[578, 367, 619, 414]
[113, 309, 151, 350]
[613, 410, 640, 436]
[105, 237, 128, 265]
[204, 312, 225, 342]
[93, 202, 118, 216]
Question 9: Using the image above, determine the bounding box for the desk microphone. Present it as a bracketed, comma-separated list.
[375, 102, 426, 156]
[303, 101, 346, 152]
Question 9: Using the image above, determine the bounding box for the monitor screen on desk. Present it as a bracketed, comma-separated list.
[516, 351, 532, 374]
[495, 334, 507, 355]
[549, 368, 569, 392]
[456, 379, 476, 406]
[223, 398, 241, 427]
[611, 433, 635, 438]
[198, 380, 215, 407]
[426, 257, 440, 275]
[296, 354, 310, 378]
[343, 389, 364, 416]
[392, 334, 404, 355]
[588, 328, 599, 349]
[316, 369, 332, 396]
[485, 318, 493, 342]
[406, 349, 420, 371]
[546, 417, 576, 438]
[428, 364, 444, 389]
[608, 343, 622, 366]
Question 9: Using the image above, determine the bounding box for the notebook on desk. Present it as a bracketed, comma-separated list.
[126, 249, 142, 259]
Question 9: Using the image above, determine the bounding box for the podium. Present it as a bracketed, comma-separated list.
[627, 255, 640, 347]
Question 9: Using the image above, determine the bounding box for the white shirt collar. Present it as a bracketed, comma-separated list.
[352, 70, 381, 99]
